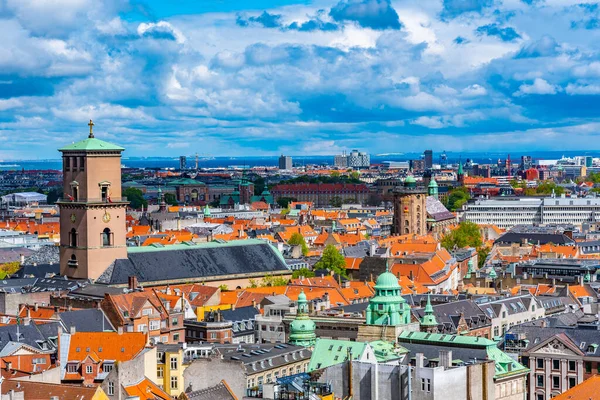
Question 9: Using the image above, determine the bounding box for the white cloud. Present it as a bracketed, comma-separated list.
[0, 98, 24, 111]
[565, 83, 600, 95]
[513, 78, 559, 96]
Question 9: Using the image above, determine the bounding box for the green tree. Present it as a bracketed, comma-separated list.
[314, 245, 346, 276]
[292, 268, 316, 279]
[288, 232, 309, 256]
[277, 197, 296, 208]
[329, 196, 343, 207]
[123, 187, 148, 209]
[331, 171, 341, 178]
[350, 171, 360, 180]
[535, 181, 564, 196]
[253, 176, 266, 195]
[441, 221, 483, 250]
[248, 279, 258, 288]
[0, 261, 21, 279]
[261, 274, 289, 287]
[218, 284, 228, 291]
[445, 187, 470, 211]
[163, 193, 178, 206]
[477, 246, 491, 269]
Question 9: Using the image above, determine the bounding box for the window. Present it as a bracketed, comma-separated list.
[70, 228, 77, 247]
[421, 378, 431, 392]
[552, 376, 560, 389]
[170, 376, 178, 390]
[172, 317, 179, 326]
[536, 375, 544, 388]
[157, 366, 164, 378]
[67, 364, 77, 373]
[103, 364, 113, 373]
[150, 320, 160, 331]
[537, 395, 544, 400]
[137, 324, 147, 333]
[266, 373, 272, 383]
[173, 333, 180, 342]
[102, 228, 112, 247]
[142, 308, 152, 316]
[156, 352, 163, 362]
[210, 332, 217, 339]
[553, 359, 560, 370]
[86, 365, 93, 374]
[537, 359, 544, 369]
[586, 362, 592, 373]
[108, 382, 114, 396]
[33, 358, 46, 365]
[569, 377, 576, 389]
[569, 360, 576, 371]
[68, 254, 78, 268]
[170, 357, 178, 370]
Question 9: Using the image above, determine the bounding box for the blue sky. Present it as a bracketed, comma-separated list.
[1, 0, 600, 159]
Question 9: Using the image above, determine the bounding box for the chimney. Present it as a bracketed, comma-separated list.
[69, 326, 76, 334]
[20, 254, 25, 265]
[5, 361, 12, 371]
[128, 276, 138, 291]
[439, 350, 452, 369]
[231, 304, 236, 311]
[34, 303, 38, 311]
[415, 353, 425, 368]
[117, 326, 123, 335]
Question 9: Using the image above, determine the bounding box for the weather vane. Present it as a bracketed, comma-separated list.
[88, 119, 95, 138]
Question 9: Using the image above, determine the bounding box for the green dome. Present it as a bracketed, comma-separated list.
[405, 175, 416, 183]
[289, 289, 316, 347]
[375, 271, 401, 290]
[428, 178, 438, 188]
[298, 290, 307, 302]
[203, 205, 211, 217]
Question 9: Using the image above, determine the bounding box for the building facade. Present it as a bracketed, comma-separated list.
[392, 176, 427, 235]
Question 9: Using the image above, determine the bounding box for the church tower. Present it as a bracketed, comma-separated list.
[392, 176, 427, 235]
[420, 294, 438, 333]
[288, 289, 316, 347]
[58, 121, 128, 280]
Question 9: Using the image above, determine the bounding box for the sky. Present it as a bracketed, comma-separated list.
[1, 0, 600, 159]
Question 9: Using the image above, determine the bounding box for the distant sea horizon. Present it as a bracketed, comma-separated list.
[2, 150, 600, 171]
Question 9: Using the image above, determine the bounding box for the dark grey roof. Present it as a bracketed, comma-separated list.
[0, 322, 61, 352]
[495, 232, 575, 245]
[22, 246, 59, 265]
[214, 343, 311, 374]
[14, 263, 60, 279]
[412, 300, 490, 334]
[398, 341, 488, 367]
[68, 284, 127, 299]
[185, 381, 236, 400]
[505, 322, 600, 355]
[97, 241, 290, 285]
[59, 309, 114, 333]
[220, 306, 259, 323]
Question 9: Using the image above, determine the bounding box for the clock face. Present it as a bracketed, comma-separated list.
[70, 213, 76, 223]
[102, 212, 111, 223]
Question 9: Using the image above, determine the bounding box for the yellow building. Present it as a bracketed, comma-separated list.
[156, 344, 188, 397]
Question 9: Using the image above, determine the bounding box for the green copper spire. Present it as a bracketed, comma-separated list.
[365, 265, 411, 326]
[488, 267, 497, 279]
[428, 177, 439, 199]
[289, 289, 316, 347]
[458, 161, 464, 175]
[465, 259, 474, 279]
[203, 204, 211, 217]
[420, 294, 438, 328]
[584, 270, 591, 283]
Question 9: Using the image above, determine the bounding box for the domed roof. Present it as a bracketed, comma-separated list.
[405, 175, 416, 183]
[428, 178, 438, 188]
[290, 318, 316, 333]
[298, 290, 307, 302]
[375, 271, 401, 290]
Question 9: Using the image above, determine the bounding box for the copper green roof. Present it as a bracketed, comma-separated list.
[421, 294, 438, 327]
[308, 339, 408, 371]
[59, 137, 124, 152]
[167, 178, 205, 186]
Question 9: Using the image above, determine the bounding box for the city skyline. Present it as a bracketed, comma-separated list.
[2, 0, 600, 159]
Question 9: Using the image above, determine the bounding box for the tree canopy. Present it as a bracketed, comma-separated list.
[441, 221, 483, 250]
[124, 187, 148, 209]
[288, 232, 309, 256]
[292, 268, 315, 279]
[314, 245, 346, 276]
[445, 187, 470, 211]
[163, 193, 178, 206]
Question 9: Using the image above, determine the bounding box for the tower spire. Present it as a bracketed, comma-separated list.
[88, 119, 95, 138]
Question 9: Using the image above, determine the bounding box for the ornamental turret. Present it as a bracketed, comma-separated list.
[288, 289, 316, 347]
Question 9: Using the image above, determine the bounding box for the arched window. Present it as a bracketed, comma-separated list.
[68, 254, 78, 267]
[405, 220, 409, 226]
[70, 228, 77, 247]
[102, 228, 112, 247]
[191, 189, 199, 201]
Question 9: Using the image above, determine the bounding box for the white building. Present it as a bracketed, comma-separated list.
[461, 195, 600, 229]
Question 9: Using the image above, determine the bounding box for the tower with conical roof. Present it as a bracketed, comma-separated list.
[58, 120, 128, 280]
[457, 161, 465, 186]
[420, 294, 438, 333]
[288, 289, 316, 347]
[203, 204, 211, 218]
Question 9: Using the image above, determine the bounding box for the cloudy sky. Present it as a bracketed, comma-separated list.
[1, 0, 600, 159]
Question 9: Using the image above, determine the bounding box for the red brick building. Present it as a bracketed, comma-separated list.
[271, 183, 370, 207]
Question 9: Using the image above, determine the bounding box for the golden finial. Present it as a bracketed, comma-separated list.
[88, 119, 95, 138]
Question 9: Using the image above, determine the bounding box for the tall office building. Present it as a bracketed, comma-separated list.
[520, 156, 532, 170]
[279, 155, 292, 170]
[424, 150, 433, 169]
[179, 156, 187, 170]
[334, 150, 370, 168]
